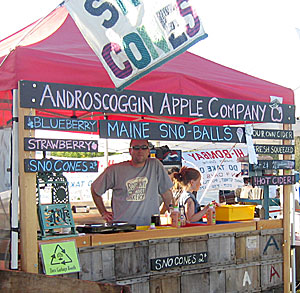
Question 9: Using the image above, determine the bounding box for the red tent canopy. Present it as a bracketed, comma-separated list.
[0, 5, 294, 127]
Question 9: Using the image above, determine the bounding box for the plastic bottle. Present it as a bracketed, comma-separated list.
[171, 206, 180, 228]
[179, 206, 186, 227]
[206, 203, 216, 225]
[167, 204, 174, 225]
[149, 223, 156, 229]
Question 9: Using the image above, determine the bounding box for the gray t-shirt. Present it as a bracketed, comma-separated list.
[92, 158, 173, 226]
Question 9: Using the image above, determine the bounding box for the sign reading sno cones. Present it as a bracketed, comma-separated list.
[65, 0, 207, 90]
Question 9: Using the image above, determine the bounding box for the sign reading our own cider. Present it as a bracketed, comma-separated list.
[65, 0, 207, 90]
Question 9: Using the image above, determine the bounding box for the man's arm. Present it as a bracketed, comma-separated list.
[91, 187, 113, 222]
[160, 189, 174, 212]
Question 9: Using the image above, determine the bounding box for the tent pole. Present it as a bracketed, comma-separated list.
[18, 90, 37, 273]
[10, 89, 19, 269]
[283, 123, 292, 292]
[291, 175, 296, 293]
[104, 138, 109, 203]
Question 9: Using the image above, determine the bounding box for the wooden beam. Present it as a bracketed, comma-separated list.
[18, 98, 38, 273]
[283, 123, 292, 292]
[0, 269, 129, 292]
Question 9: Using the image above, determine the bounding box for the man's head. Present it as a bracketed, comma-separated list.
[129, 139, 150, 167]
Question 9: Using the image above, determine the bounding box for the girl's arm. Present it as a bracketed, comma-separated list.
[185, 199, 210, 223]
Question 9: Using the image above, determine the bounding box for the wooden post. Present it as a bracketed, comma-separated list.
[283, 123, 292, 292]
[18, 98, 38, 273]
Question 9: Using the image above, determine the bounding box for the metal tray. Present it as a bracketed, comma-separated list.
[76, 222, 136, 234]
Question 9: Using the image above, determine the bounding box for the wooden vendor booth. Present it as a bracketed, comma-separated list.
[0, 5, 296, 293]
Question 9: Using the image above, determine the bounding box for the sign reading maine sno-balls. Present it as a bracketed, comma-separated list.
[24, 159, 98, 173]
[24, 116, 98, 132]
[24, 138, 98, 152]
[250, 160, 295, 171]
[254, 144, 294, 154]
[99, 120, 246, 143]
[65, 0, 207, 90]
[251, 175, 296, 186]
[19, 81, 295, 124]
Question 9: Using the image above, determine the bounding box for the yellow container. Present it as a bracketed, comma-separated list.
[215, 205, 255, 221]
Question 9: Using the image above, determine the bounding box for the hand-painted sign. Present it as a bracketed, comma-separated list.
[24, 159, 98, 173]
[24, 116, 98, 132]
[250, 160, 295, 171]
[19, 81, 295, 124]
[65, 0, 207, 90]
[150, 252, 208, 271]
[254, 144, 294, 154]
[99, 120, 246, 143]
[40, 241, 80, 275]
[251, 175, 296, 186]
[24, 138, 98, 152]
[252, 129, 294, 140]
[182, 147, 247, 204]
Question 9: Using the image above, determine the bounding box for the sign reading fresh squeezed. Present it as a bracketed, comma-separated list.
[65, 0, 207, 90]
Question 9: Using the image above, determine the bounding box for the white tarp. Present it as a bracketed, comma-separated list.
[65, 0, 207, 89]
[182, 146, 248, 204]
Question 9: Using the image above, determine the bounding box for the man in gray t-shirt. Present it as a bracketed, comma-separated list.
[91, 139, 174, 226]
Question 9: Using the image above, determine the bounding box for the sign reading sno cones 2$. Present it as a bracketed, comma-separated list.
[65, 0, 207, 90]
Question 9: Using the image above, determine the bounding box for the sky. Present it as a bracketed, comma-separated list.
[1, 0, 300, 116]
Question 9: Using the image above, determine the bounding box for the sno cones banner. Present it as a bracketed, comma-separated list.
[65, 0, 207, 90]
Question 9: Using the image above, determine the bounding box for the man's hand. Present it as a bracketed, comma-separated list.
[102, 210, 114, 222]
[91, 187, 114, 223]
[161, 189, 174, 212]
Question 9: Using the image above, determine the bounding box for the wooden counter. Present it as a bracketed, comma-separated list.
[36, 218, 283, 248]
[90, 221, 257, 246]
[35, 218, 284, 292]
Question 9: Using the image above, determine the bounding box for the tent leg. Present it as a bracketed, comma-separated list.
[291, 174, 296, 293]
[283, 123, 292, 292]
[10, 89, 19, 270]
[103, 138, 109, 203]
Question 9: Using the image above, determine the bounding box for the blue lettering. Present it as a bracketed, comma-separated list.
[108, 121, 119, 137]
[160, 124, 168, 138]
[263, 235, 279, 254]
[84, 0, 119, 28]
[29, 160, 37, 172]
[82, 162, 89, 172]
[119, 122, 130, 137]
[224, 127, 233, 141]
[123, 33, 151, 69]
[193, 125, 201, 139]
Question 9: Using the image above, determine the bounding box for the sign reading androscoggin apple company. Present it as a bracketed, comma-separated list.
[65, 0, 207, 90]
[19, 81, 295, 124]
[99, 120, 246, 143]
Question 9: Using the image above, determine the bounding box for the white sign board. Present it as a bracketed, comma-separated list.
[65, 0, 207, 90]
[182, 147, 248, 204]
